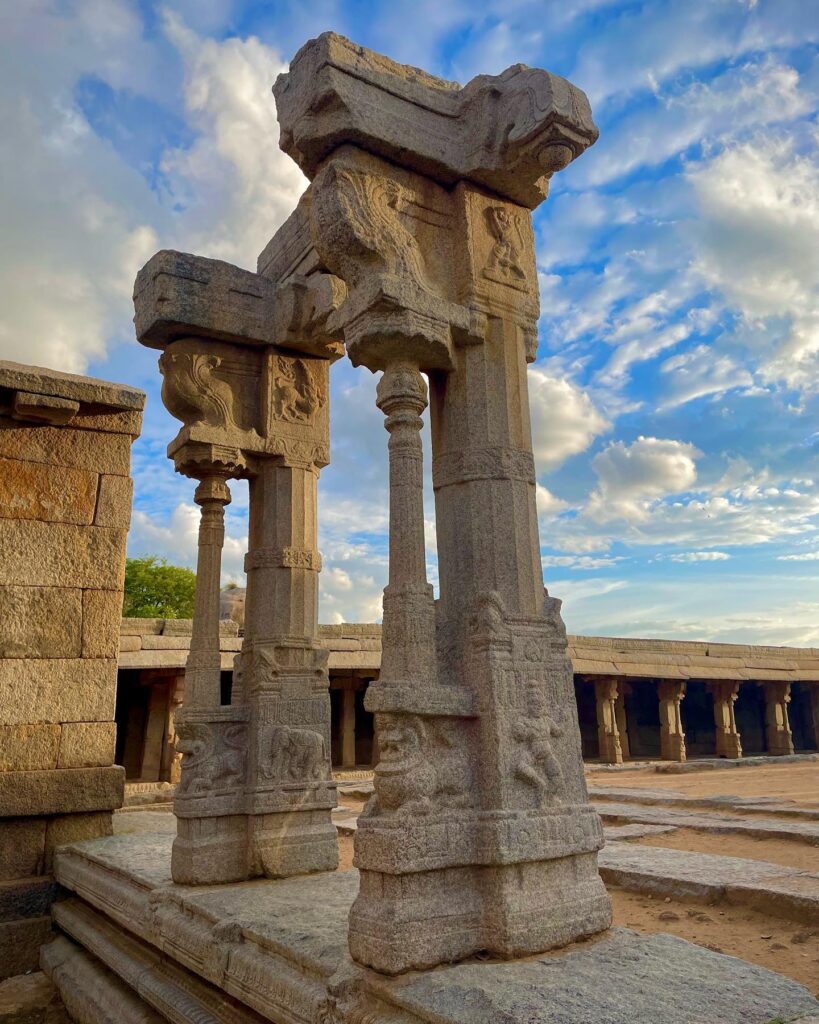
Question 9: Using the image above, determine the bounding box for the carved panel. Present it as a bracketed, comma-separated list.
[175, 720, 247, 797]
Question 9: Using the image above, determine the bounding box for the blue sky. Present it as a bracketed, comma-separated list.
[1, 1, 817, 643]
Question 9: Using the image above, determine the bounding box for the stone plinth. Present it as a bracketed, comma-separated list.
[46, 833, 819, 1024]
[0, 361, 144, 977]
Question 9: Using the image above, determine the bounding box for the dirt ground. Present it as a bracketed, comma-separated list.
[588, 762, 819, 806]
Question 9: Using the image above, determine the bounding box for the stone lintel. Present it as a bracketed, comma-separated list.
[274, 32, 598, 209]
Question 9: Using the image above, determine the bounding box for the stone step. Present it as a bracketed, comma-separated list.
[594, 801, 819, 844]
[589, 785, 819, 821]
[599, 841, 819, 923]
[50, 833, 819, 1024]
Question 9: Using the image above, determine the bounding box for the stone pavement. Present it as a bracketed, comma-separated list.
[595, 801, 819, 843]
[589, 783, 819, 820]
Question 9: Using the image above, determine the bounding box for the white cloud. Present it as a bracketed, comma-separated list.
[588, 436, 701, 521]
[536, 484, 570, 518]
[663, 551, 731, 562]
[529, 369, 609, 472]
[129, 502, 248, 582]
[542, 554, 624, 569]
[659, 344, 754, 408]
[689, 135, 819, 392]
[777, 551, 819, 562]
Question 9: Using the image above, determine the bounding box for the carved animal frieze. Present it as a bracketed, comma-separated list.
[159, 339, 236, 431]
[270, 356, 325, 424]
[176, 721, 247, 796]
[264, 725, 329, 783]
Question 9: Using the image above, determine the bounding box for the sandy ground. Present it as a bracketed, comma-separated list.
[588, 762, 819, 806]
[633, 827, 819, 871]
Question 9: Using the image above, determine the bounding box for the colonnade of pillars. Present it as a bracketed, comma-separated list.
[587, 676, 799, 764]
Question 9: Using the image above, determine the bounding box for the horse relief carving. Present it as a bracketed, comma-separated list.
[158, 339, 236, 430]
[176, 722, 246, 796]
[263, 725, 329, 783]
[270, 356, 325, 424]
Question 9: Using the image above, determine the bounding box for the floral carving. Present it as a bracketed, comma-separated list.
[159, 339, 236, 429]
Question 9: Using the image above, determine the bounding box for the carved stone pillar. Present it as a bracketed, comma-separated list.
[708, 680, 742, 759]
[763, 681, 794, 756]
[134, 246, 344, 884]
[658, 680, 687, 762]
[341, 686, 356, 769]
[281, 34, 610, 973]
[594, 678, 623, 765]
[615, 682, 631, 761]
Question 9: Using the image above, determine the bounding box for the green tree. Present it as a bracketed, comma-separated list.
[123, 556, 197, 618]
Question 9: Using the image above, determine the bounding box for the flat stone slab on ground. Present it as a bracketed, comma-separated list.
[595, 800, 819, 843]
[590, 785, 819, 821]
[600, 841, 819, 922]
[50, 833, 819, 1024]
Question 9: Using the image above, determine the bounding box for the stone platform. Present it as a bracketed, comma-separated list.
[44, 833, 819, 1024]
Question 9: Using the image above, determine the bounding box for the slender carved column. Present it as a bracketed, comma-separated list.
[615, 683, 631, 760]
[708, 681, 742, 758]
[764, 681, 794, 755]
[375, 363, 437, 688]
[185, 474, 231, 707]
[341, 687, 357, 769]
[594, 678, 624, 765]
[659, 681, 687, 761]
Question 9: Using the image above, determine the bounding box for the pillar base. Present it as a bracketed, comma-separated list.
[715, 732, 742, 759]
[172, 814, 248, 885]
[350, 854, 611, 975]
[249, 811, 339, 877]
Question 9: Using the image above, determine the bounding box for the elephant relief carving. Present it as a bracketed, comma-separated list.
[264, 725, 329, 783]
[176, 722, 246, 796]
[159, 339, 236, 430]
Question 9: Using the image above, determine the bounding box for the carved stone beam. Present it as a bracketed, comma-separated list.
[274, 32, 598, 210]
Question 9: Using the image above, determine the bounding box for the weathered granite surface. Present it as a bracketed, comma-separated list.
[595, 801, 819, 843]
[51, 834, 819, 1024]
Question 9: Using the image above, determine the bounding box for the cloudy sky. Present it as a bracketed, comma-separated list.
[2, 0, 817, 643]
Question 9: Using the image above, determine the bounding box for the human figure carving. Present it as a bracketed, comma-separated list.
[512, 689, 563, 803]
[485, 206, 526, 282]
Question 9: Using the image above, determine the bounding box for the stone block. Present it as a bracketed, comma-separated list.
[0, 423, 132, 476]
[0, 820, 45, 880]
[0, 917, 52, 980]
[44, 814, 112, 870]
[0, 969, 66, 1024]
[118, 636, 142, 652]
[0, 767, 124, 818]
[117, 650, 187, 670]
[0, 726, 61, 773]
[140, 636, 191, 650]
[82, 590, 124, 659]
[0, 520, 126, 590]
[0, 586, 82, 659]
[0, 362, 144, 414]
[120, 618, 163, 635]
[57, 723, 116, 769]
[0, 660, 117, 725]
[0, 458, 97, 526]
[70, 406, 144, 436]
[94, 475, 133, 529]
[0, 878, 59, 923]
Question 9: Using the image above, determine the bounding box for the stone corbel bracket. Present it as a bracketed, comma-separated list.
[274, 32, 598, 210]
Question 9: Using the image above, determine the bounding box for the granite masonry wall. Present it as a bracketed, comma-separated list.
[0, 361, 144, 977]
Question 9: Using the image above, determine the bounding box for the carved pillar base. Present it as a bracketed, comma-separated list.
[659, 681, 686, 762]
[764, 682, 794, 756]
[171, 706, 250, 884]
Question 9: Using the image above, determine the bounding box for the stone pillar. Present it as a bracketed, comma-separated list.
[134, 247, 344, 883]
[763, 681, 794, 756]
[280, 33, 610, 973]
[594, 678, 623, 764]
[708, 680, 742, 759]
[161, 675, 185, 784]
[341, 686, 357, 769]
[0, 361, 143, 978]
[140, 678, 169, 782]
[659, 680, 687, 761]
[615, 683, 631, 761]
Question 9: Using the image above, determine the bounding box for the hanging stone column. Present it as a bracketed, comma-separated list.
[708, 680, 742, 759]
[615, 682, 631, 761]
[763, 681, 794, 755]
[278, 32, 611, 974]
[594, 677, 624, 764]
[134, 248, 344, 883]
[659, 680, 687, 762]
[341, 686, 357, 769]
